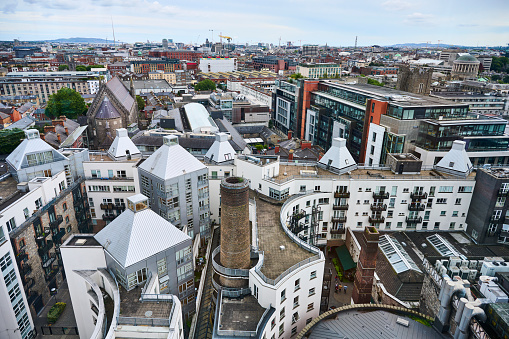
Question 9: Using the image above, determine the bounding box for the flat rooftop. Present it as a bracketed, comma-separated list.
[321, 81, 470, 108]
[66, 235, 101, 247]
[431, 92, 505, 100]
[256, 196, 314, 280]
[270, 163, 475, 184]
[0, 177, 25, 212]
[307, 310, 442, 339]
[481, 167, 509, 179]
[219, 296, 266, 332]
[87, 152, 140, 162]
[119, 286, 172, 319]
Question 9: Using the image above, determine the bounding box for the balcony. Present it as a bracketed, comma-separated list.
[331, 216, 347, 223]
[52, 229, 66, 244]
[42, 254, 56, 268]
[16, 250, 28, 263]
[372, 192, 389, 199]
[369, 216, 385, 223]
[49, 215, 63, 228]
[491, 216, 502, 223]
[37, 241, 54, 256]
[370, 204, 387, 211]
[406, 216, 423, 224]
[333, 204, 349, 210]
[408, 203, 425, 211]
[100, 203, 113, 210]
[334, 191, 350, 198]
[45, 269, 59, 282]
[35, 231, 50, 240]
[21, 264, 32, 276]
[498, 189, 509, 197]
[330, 227, 345, 234]
[410, 192, 428, 200]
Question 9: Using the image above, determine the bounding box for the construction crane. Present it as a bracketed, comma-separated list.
[219, 35, 233, 56]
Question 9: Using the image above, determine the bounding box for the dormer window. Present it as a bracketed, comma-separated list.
[449, 162, 455, 168]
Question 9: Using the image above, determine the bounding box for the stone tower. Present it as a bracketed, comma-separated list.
[396, 64, 433, 95]
[352, 226, 380, 304]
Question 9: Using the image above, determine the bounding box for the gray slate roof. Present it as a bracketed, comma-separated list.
[96, 98, 121, 119]
[106, 77, 135, 112]
[94, 207, 190, 268]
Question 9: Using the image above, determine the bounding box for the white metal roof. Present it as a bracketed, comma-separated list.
[205, 133, 236, 163]
[6, 130, 68, 170]
[107, 128, 141, 160]
[318, 138, 357, 174]
[138, 135, 206, 180]
[183, 103, 219, 134]
[435, 140, 473, 177]
[94, 206, 191, 268]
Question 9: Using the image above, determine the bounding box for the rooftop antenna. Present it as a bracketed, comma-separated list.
[355, 36, 358, 50]
[111, 16, 116, 48]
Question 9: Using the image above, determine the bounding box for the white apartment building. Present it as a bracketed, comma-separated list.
[199, 57, 237, 73]
[0, 171, 68, 339]
[61, 233, 184, 339]
[203, 137, 476, 247]
[296, 63, 341, 78]
[83, 129, 141, 230]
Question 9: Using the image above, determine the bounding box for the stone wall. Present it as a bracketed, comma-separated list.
[419, 273, 441, 318]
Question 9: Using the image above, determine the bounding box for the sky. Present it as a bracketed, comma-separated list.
[1, 0, 508, 47]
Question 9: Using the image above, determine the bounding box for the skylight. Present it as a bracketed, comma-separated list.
[379, 235, 421, 274]
[426, 234, 460, 257]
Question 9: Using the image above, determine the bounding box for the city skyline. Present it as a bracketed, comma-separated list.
[1, 0, 508, 47]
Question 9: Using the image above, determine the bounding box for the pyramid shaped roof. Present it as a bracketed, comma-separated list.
[318, 138, 357, 174]
[138, 135, 206, 180]
[435, 140, 473, 177]
[107, 128, 141, 160]
[205, 133, 236, 164]
[94, 195, 191, 268]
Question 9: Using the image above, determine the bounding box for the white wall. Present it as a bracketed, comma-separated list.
[364, 123, 385, 166]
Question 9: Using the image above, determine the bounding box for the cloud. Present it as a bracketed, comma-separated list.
[381, 0, 412, 11]
[2, 1, 18, 13]
[403, 12, 434, 25]
[457, 23, 479, 27]
[23, 0, 75, 9]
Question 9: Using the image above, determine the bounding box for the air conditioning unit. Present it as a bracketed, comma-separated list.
[435, 260, 443, 271]
[460, 267, 470, 279]
[468, 270, 478, 280]
[439, 266, 448, 276]
[441, 259, 450, 268]
[450, 257, 462, 269]
[449, 266, 460, 278]
[461, 260, 470, 268]
[469, 260, 478, 269]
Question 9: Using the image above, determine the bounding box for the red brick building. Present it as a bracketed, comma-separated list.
[149, 50, 202, 61]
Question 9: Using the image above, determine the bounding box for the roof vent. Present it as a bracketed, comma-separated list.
[280, 245, 285, 251]
[75, 239, 87, 245]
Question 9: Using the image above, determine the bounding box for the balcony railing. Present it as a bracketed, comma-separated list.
[408, 203, 425, 211]
[490, 216, 502, 223]
[331, 216, 347, 223]
[16, 250, 28, 263]
[406, 216, 423, 224]
[21, 264, 32, 276]
[498, 189, 509, 197]
[369, 216, 385, 223]
[334, 192, 350, 198]
[37, 241, 54, 256]
[49, 215, 63, 228]
[102, 214, 117, 221]
[23, 277, 35, 289]
[330, 227, 345, 234]
[410, 192, 428, 200]
[42, 254, 56, 268]
[372, 192, 389, 199]
[211, 246, 250, 277]
[100, 203, 126, 211]
[333, 204, 349, 210]
[45, 268, 59, 282]
[370, 204, 387, 211]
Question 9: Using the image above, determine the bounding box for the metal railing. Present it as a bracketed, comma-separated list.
[85, 176, 134, 181]
[250, 198, 259, 252]
[212, 246, 250, 277]
[117, 317, 170, 327]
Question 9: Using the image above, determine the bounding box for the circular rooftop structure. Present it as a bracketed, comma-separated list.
[455, 54, 479, 63]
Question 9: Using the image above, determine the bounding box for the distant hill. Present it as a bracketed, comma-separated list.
[45, 37, 124, 44]
[387, 43, 460, 48]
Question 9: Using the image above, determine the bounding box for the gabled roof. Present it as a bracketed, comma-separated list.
[214, 118, 247, 150]
[205, 133, 236, 164]
[94, 204, 190, 268]
[4, 116, 35, 130]
[138, 135, 206, 180]
[107, 128, 141, 160]
[105, 76, 135, 112]
[6, 129, 67, 170]
[60, 126, 88, 148]
[318, 138, 357, 174]
[96, 97, 121, 119]
[435, 140, 473, 177]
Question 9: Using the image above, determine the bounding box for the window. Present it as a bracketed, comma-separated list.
[397, 222, 403, 228]
[357, 222, 362, 228]
[293, 296, 299, 308]
[35, 198, 42, 209]
[387, 210, 393, 218]
[439, 186, 453, 193]
[281, 289, 286, 303]
[436, 198, 447, 204]
[455, 198, 462, 205]
[300, 185, 306, 192]
[386, 222, 392, 228]
[434, 222, 440, 229]
[279, 324, 284, 337]
[370, 145, 375, 155]
[314, 186, 320, 192]
[449, 222, 456, 230]
[403, 188, 409, 193]
[280, 307, 285, 320]
[391, 186, 397, 196]
[429, 186, 436, 197]
[440, 211, 446, 216]
[458, 186, 473, 193]
[291, 326, 298, 336]
[271, 318, 276, 330]
[116, 170, 127, 178]
[91, 170, 101, 178]
[307, 303, 314, 312]
[294, 279, 300, 291]
[310, 271, 317, 279]
[292, 312, 299, 324]
[309, 287, 315, 296]
[306, 318, 312, 325]
[6, 217, 16, 232]
[452, 211, 458, 217]
[389, 198, 395, 208]
[176, 246, 192, 265]
[424, 211, 430, 221]
[23, 208, 29, 220]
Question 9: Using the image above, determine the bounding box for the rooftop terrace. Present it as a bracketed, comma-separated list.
[218, 295, 266, 332]
[0, 176, 25, 211]
[119, 286, 172, 320]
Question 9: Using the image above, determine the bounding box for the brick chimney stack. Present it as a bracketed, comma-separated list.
[352, 226, 380, 304]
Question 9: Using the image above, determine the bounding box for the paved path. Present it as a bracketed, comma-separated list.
[194, 227, 219, 339]
[324, 251, 354, 309]
[33, 281, 79, 339]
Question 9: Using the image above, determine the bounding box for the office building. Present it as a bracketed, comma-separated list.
[296, 63, 341, 78]
[302, 44, 319, 56]
[199, 57, 237, 73]
[130, 59, 182, 74]
[252, 56, 297, 73]
[138, 135, 211, 239]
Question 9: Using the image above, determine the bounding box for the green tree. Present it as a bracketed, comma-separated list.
[136, 95, 145, 111]
[75, 65, 87, 71]
[504, 75, 509, 84]
[58, 64, 69, 71]
[321, 72, 328, 79]
[45, 87, 87, 119]
[194, 79, 216, 91]
[290, 73, 304, 79]
[492, 75, 501, 81]
[0, 129, 25, 155]
[367, 78, 385, 87]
